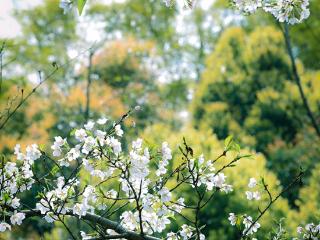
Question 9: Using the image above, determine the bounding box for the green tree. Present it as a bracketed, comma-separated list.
[192, 26, 320, 205]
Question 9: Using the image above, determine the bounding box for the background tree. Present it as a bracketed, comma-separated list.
[192, 26, 320, 205]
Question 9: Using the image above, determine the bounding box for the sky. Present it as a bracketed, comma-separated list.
[0, 0, 42, 38]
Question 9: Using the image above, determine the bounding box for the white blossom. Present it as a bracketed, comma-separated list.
[115, 125, 124, 137]
[228, 213, 237, 226]
[51, 136, 66, 157]
[82, 136, 96, 154]
[245, 191, 261, 201]
[167, 232, 178, 240]
[25, 144, 41, 164]
[233, 0, 262, 14]
[243, 215, 260, 235]
[14, 144, 24, 160]
[80, 231, 93, 240]
[0, 222, 11, 232]
[84, 120, 95, 131]
[11, 197, 20, 209]
[75, 129, 87, 142]
[66, 147, 80, 162]
[297, 226, 303, 234]
[248, 178, 257, 188]
[97, 117, 108, 125]
[10, 212, 25, 225]
[132, 138, 143, 150]
[95, 130, 106, 145]
[120, 211, 138, 231]
[200, 234, 205, 240]
[109, 137, 122, 155]
[264, 0, 310, 24]
[230, 0, 310, 24]
[180, 224, 193, 240]
[159, 187, 172, 203]
[73, 202, 91, 218]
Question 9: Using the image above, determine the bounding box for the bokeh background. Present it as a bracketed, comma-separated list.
[0, 0, 319, 239]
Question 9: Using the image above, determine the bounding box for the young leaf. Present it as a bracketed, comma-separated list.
[224, 135, 233, 149]
[77, 0, 87, 15]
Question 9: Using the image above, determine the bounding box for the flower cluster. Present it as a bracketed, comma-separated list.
[227, 177, 263, 236]
[232, 0, 310, 24]
[245, 177, 261, 201]
[0, 143, 41, 231]
[295, 222, 320, 239]
[163, 0, 196, 8]
[189, 154, 233, 193]
[0, 112, 241, 239]
[0, 113, 312, 239]
[167, 224, 205, 240]
[228, 213, 261, 236]
[59, 0, 310, 24]
[35, 176, 78, 222]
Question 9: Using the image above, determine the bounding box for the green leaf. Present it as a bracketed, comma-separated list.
[77, 0, 87, 15]
[224, 135, 233, 148]
[70, 128, 76, 136]
[50, 166, 60, 175]
[230, 143, 240, 153]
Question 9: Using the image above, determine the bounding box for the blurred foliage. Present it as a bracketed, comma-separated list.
[6, 0, 78, 84]
[192, 26, 320, 206]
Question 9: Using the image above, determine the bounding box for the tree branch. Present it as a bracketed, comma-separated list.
[85, 49, 94, 121]
[22, 208, 160, 240]
[283, 23, 320, 138]
[0, 41, 4, 94]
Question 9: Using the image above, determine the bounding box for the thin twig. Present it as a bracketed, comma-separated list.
[0, 45, 94, 131]
[241, 170, 304, 238]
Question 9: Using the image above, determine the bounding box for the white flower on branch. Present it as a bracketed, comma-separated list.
[0, 113, 306, 239]
[108, 137, 122, 155]
[66, 146, 81, 162]
[10, 197, 21, 209]
[243, 215, 261, 235]
[264, 0, 310, 24]
[84, 120, 95, 131]
[120, 211, 138, 231]
[248, 178, 257, 188]
[73, 202, 92, 218]
[159, 187, 172, 203]
[97, 117, 108, 125]
[180, 224, 193, 240]
[233, 0, 262, 13]
[82, 136, 96, 154]
[75, 129, 87, 142]
[25, 144, 41, 164]
[115, 125, 124, 137]
[14, 144, 24, 160]
[51, 136, 66, 157]
[167, 232, 179, 240]
[95, 130, 106, 145]
[10, 212, 25, 226]
[245, 191, 261, 201]
[0, 222, 11, 232]
[228, 213, 237, 226]
[231, 0, 310, 24]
